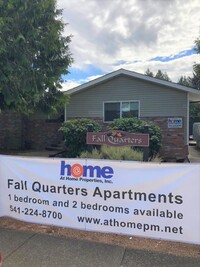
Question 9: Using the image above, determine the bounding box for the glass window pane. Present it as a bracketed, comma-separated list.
[122, 102, 130, 112]
[104, 103, 120, 121]
[122, 102, 138, 118]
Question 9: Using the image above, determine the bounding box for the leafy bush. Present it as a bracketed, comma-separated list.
[79, 148, 103, 159]
[60, 118, 101, 157]
[109, 118, 162, 159]
[80, 146, 143, 161]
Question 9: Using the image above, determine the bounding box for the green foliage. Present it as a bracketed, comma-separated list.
[191, 38, 200, 89]
[80, 146, 143, 161]
[190, 103, 200, 120]
[176, 37, 200, 90]
[109, 118, 162, 159]
[38, 87, 69, 115]
[60, 119, 101, 157]
[79, 148, 103, 160]
[177, 76, 192, 87]
[101, 146, 143, 161]
[144, 68, 154, 77]
[155, 70, 171, 82]
[0, 0, 73, 114]
[144, 69, 171, 82]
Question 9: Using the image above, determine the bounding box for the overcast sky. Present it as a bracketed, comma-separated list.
[57, 0, 200, 90]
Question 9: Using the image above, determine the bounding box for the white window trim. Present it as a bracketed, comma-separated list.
[103, 100, 140, 123]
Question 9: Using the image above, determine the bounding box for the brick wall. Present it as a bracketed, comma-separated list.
[0, 113, 188, 160]
[0, 112, 23, 149]
[0, 112, 63, 150]
[142, 116, 188, 160]
[24, 117, 63, 150]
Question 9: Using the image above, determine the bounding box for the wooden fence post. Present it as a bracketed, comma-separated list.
[143, 125, 149, 162]
[87, 124, 94, 153]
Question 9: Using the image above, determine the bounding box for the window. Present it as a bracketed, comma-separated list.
[104, 102, 120, 122]
[104, 101, 139, 122]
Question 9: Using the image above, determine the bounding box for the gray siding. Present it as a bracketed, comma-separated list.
[66, 75, 187, 119]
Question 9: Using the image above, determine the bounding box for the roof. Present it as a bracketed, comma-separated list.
[65, 68, 200, 102]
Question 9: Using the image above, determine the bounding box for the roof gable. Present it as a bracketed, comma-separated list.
[65, 69, 200, 102]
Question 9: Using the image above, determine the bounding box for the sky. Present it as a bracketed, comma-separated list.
[57, 0, 200, 90]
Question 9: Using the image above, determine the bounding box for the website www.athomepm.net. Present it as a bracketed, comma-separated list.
[77, 216, 183, 234]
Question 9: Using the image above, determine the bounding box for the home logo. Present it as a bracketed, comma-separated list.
[60, 161, 114, 179]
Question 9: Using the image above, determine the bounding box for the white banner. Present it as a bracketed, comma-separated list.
[0, 155, 199, 244]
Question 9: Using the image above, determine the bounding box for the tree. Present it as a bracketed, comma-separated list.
[188, 37, 200, 134]
[0, 0, 73, 114]
[144, 69, 171, 81]
[155, 70, 171, 81]
[177, 76, 191, 87]
[191, 38, 200, 89]
[144, 68, 154, 77]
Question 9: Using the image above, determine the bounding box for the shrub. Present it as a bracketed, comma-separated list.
[101, 146, 143, 161]
[60, 118, 101, 157]
[109, 118, 162, 159]
[80, 146, 143, 161]
[80, 148, 103, 159]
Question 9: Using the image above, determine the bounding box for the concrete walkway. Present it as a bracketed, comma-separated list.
[0, 228, 199, 267]
[188, 145, 200, 162]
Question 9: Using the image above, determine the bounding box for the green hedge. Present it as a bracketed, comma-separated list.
[60, 118, 101, 157]
[109, 118, 162, 159]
